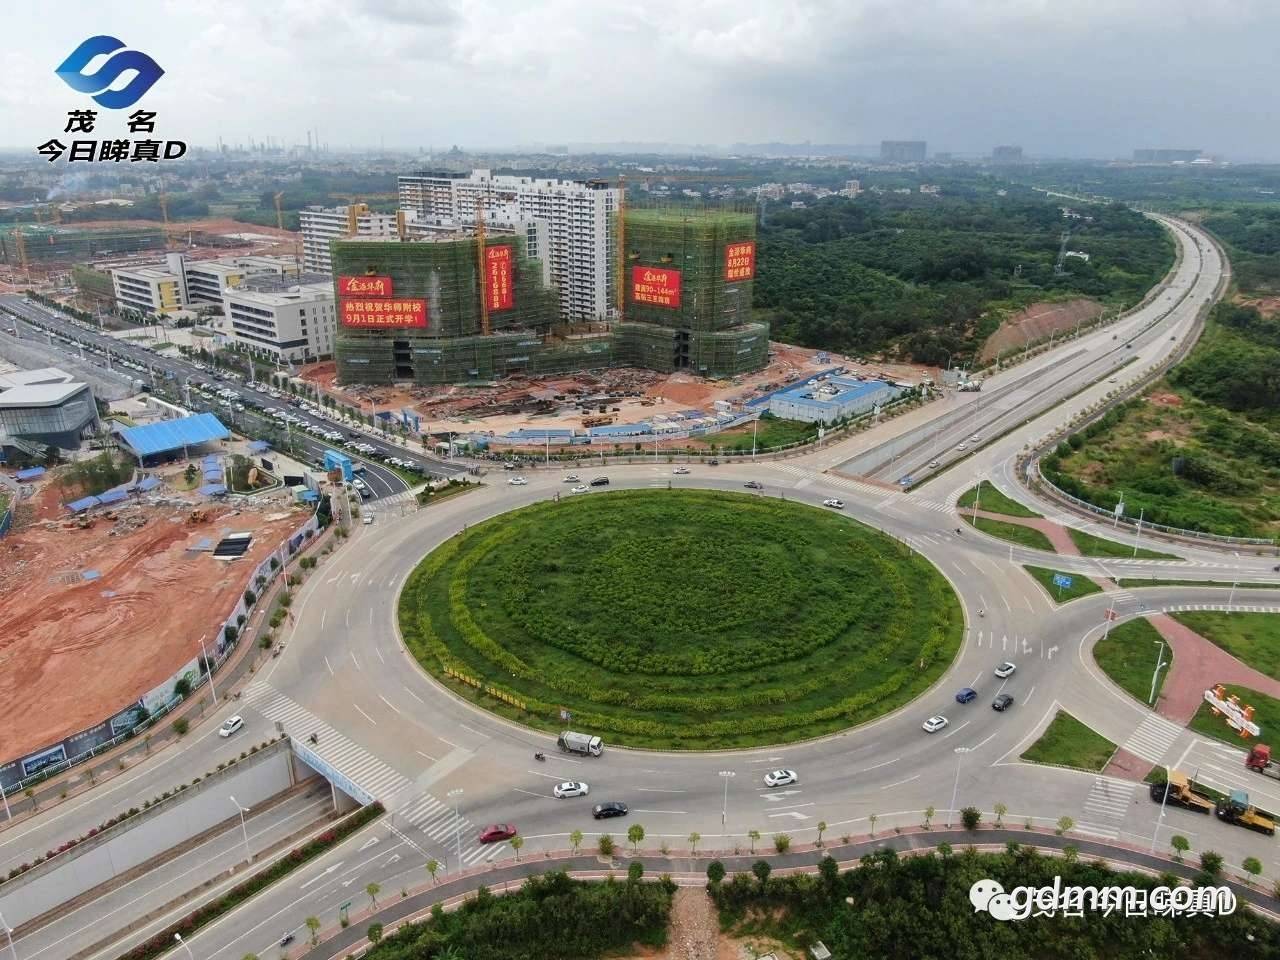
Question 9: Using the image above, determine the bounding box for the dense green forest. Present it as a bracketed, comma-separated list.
[1202, 206, 1280, 292]
[753, 190, 1172, 364]
[1021, 163, 1280, 208]
[712, 847, 1275, 960]
[356, 871, 673, 960]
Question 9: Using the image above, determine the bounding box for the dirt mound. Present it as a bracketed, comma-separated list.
[980, 299, 1103, 363]
[1148, 393, 1183, 407]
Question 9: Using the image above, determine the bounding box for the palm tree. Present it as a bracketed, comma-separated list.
[365, 881, 381, 908]
[304, 916, 320, 946]
[748, 829, 760, 853]
[569, 829, 583, 856]
[510, 834, 524, 861]
[688, 832, 700, 855]
[923, 806, 935, 830]
[426, 858, 441, 883]
[868, 813, 877, 836]
[816, 821, 827, 846]
[993, 802, 1007, 827]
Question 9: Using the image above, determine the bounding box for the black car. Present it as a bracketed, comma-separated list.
[592, 801, 629, 820]
[707, 459, 720, 466]
[992, 693, 1015, 712]
[589, 477, 610, 487]
[744, 481, 763, 490]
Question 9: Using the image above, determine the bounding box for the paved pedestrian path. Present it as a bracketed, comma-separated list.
[1147, 613, 1280, 724]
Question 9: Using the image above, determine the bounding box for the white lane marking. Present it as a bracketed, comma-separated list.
[351, 651, 361, 670]
[437, 737, 460, 749]
[634, 787, 687, 794]
[881, 774, 920, 790]
[379, 694, 402, 714]
[513, 787, 552, 799]
[767, 802, 814, 811]
[416, 750, 437, 762]
[458, 723, 490, 739]
[939, 719, 971, 740]
[403, 686, 425, 704]
[353, 703, 378, 725]
[320, 610, 326, 630]
[375, 647, 386, 664]
[854, 758, 899, 775]
[324, 656, 334, 677]
[632, 809, 689, 815]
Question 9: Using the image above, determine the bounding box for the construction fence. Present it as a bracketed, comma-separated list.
[0, 508, 322, 795]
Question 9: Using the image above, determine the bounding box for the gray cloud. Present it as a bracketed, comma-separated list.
[1, 0, 1276, 158]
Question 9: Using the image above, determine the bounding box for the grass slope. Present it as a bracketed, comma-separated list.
[1093, 617, 1172, 706]
[1021, 710, 1117, 771]
[1023, 566, 1102, 603]
[399, 490, 963, 749]
[1170, 612, 1280, 680]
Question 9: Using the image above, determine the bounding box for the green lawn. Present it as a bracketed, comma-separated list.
[1170, 612, 1280, 680]
[1023, 566, 1103, 603]
[1066, 527, 1179, 560]
[1093, 617, 1172, 705]
[958, 484, 1041, 518]
[962, 514, 1056, 551]
[713, 415, 817, 453]
[1118, 578, 1280, 590]
[1021, 710, 1117, 771]
[399, 490, 963, 749]
[1189, 684, 1280, 748]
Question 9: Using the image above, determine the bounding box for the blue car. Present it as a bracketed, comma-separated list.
[955, 687, 977, 704]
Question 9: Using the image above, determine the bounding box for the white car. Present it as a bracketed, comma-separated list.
[922, 715, 949, 734]
[822, 498, 845, 509]
[956, 443, 967, 451]
[994, 662, 1017, 679]
[508, 477, 528, 486]
[563, 475, 581, 483]
[672, 467, 690, 475]
[363, 514, 374, 525]
[764, 769, 798, 788]
[928, 460, 940, 468]
[218, 715, 244, 738]
[969, 435, 980, 443]
[553, 781, 590, 799]
[571, 485, 589, 494]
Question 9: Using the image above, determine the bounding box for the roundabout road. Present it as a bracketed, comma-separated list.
[15, 213, 1280, 960]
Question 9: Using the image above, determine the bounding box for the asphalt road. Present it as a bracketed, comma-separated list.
[9, 213, 1280, 957]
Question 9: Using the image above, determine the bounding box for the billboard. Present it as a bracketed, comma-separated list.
[337, 275, 394, 297]
[725, 241, 756, 281]
[632, 266, 682, 308]
[340, 298, 428, 329]
[484, 245, 514, 311]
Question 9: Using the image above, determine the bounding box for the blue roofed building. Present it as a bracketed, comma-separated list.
[765, 376, 903, 424]
[117, 413, 230, 463]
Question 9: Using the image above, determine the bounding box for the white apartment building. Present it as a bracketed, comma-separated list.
[112, 263, 183, 317]
[398, 170, 619, 324]
[215, 276, 336, 364]
[298, 204, 405, 275]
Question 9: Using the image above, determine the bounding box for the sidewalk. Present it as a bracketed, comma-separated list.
[1148, 614, 1280, 724]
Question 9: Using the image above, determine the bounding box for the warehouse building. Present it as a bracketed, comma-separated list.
[766, 376, 903, 424]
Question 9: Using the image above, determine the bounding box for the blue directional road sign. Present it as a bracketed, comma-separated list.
[1052, 573, 1074, 589]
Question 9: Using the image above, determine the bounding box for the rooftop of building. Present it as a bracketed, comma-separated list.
[0, 381, 88, 408]
[114, 265, 178, 280]
[771, 375, 897, 410]
[229, 277, 333, 303]
[0, 367, 76, 389]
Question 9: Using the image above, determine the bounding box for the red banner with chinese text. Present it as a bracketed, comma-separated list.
[485, 246, 514, 311]
[724, 242, 756, 281]
[631, 266, 682, 308]
[339, 298, 428, 328]
[337, 275, 394, 297]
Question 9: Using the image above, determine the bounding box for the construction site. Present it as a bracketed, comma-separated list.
[0, 465, 305, 762]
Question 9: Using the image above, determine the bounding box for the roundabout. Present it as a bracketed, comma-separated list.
[398, 489, 963, 748]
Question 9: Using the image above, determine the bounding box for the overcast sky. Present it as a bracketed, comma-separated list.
[1, 0, 1276, 159]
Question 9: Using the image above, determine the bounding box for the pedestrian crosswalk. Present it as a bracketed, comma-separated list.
[395, 793, 509, 869]
[1119, 713, 1183, 765]
[1161, 603, 1280, 614]
[242, 682, 411, 803]
[1078, 776, 1138, 840]
[771, 462, 892, 500]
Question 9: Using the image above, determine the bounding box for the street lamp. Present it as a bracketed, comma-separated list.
[229, 795, 251, 865]
[1149, 764, 1171, 853]
[1228, 552, 1240, 607]
[448, 788, 464, 869]
[173, 933, 195, 960]
[1148, 642, 1167, 706]
[718, 771, 735, 827]
[948, 747, 972, 827]
[0, 911, 16, 960]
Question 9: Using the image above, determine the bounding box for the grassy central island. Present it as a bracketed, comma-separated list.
[398, 489, 962, 749]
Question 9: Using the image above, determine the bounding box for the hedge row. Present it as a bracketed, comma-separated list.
[117, 801, 384, 960]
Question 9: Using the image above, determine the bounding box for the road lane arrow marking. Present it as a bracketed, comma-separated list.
[359, 836, 380, 852]
[767, 811, 810, 820]
[300, 863, 343, 889]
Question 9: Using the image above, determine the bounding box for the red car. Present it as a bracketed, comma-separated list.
[478, 823, 518, 844]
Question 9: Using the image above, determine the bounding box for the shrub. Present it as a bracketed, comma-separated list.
[961, 806, 981, 830]
[598, 834, 615, 857]
[706, 860, 726, 886]
[173, 718, 189, 736]
[772, 834, 791, 854]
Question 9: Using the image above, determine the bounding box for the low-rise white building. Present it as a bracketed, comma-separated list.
[214, 276, 336, 365]
[109, 253, 300, 318]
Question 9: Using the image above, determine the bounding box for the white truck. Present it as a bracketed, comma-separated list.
[557, 731, 604, 757]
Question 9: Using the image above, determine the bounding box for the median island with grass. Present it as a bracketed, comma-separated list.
[1021, 709, 1117, 771]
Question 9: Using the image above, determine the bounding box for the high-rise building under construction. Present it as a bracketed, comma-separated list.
[330, 205, 768, 386]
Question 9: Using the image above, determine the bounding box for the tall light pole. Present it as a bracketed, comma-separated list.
[1149, 764, 1171, 853]
[1228, 551, 1240, 606]
[1148, 642, 1167, 706]
[229, 795, 251, 864]
[448, 787, 464, 870]
[200, 634, 216, 705]
[948, 747, 971, 826]
[0, 781, 10, 823]
[718, 770, 735, 828]
[173, 933, 195, 960]
[971, 477, 983, 523]
[0, 911, 16, 960]
[1131, 507, 1146, 558]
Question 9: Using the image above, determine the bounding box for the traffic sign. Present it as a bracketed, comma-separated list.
[1052, 573, 1073, 589]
